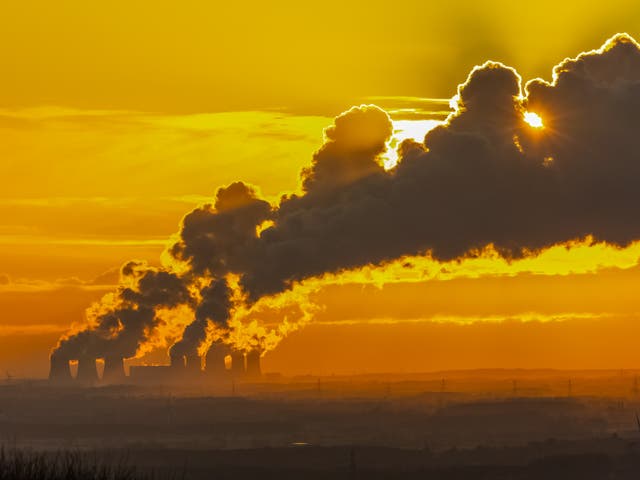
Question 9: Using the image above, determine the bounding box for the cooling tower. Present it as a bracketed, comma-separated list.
[205, 343, 229, 377]
[185, 354, 202, 374]
[76, 356, 98, 384]
[48, 352, 72, 383]
[102, 356, 126, 383]
[230, 350, 245, 378]
[245, 350, 262, 379]
[170, 352, 185, 369]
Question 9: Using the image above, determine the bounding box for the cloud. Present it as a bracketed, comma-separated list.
[230, 33, 640, 298]
[301, 105, 392, 193]
[0, 269, 121, 293]
[55, 277, 84, 286]
[88, 267, 120, 286]
[170, 277, 232, 360]
[56, 33, 640, 362]
[55, 261, 193, 360]
[168, 182, 272, 277]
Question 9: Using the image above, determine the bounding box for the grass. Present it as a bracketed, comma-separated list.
[0, 448, 153, 480]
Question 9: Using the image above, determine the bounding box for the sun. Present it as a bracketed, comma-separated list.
[523, 111, 544, 129]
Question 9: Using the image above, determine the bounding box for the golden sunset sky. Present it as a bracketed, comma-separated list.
[2, 1, 640, 377]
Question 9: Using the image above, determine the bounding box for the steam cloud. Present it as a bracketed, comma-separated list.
[54, 33, 640, 365]
[56, 262, 191, 360]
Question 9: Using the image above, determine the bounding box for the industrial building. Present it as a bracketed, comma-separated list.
[48, 345, 263, 386]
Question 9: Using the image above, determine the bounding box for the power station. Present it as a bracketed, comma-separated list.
[48, 343, 263, 386]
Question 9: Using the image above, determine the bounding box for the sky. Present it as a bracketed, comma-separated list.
[3, 1, 640, 377]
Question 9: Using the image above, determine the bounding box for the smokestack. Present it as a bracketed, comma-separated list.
[76, 356, 98, 385]
[48, 352, 72, 383]
[185, 354, 202, 374]
[231, 350, 245, 378]
[102, 356, 126, 384]
[245, 350, 262, 380]
[205, 343, 229, 377]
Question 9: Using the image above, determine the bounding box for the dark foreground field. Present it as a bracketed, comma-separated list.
[3, 443, 640, 479]
[3, 371, 640, 478]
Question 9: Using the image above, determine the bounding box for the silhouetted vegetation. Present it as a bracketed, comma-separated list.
[0, 448, 146, 480]
[2, 446, 639, 480]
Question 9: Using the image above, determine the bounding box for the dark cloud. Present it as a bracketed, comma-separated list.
[55, 33, 640, 364]
[120, 261, 191, 309]
[301, 105, 392, 193]
[55, 262, 192, 360]
[201, 33, 640, 299]
[170, 278, 232, 359]
[0, 274, 10, 285]
[519, 34, 640, 247]
[169, 182, 272, 276]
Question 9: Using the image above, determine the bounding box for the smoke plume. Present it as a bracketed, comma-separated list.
[169, 277, 232, 360]
[55, 262, 191, 361]
[54, 33, 640, 365]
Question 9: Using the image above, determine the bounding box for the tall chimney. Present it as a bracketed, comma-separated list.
[48, 352, 72, 383]
[76, 356, 98, 385]
[245, 350, 262, 380]
[205, 343, 230, 378]
[102, 356, 126, 383]
[231, 350, 245, 378]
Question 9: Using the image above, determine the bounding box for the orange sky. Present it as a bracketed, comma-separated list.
[2, 2, 640, 377]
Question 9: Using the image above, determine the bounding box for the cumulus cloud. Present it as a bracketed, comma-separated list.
[301, 105, 393, 193]
[168, 181, 272, 276]
[233, 33, 640, 297]
[55, 33, 640, 363]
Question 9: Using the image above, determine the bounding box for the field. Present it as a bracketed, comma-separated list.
[2, 370, 640, 478]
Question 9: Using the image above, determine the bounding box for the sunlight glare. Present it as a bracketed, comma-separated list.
[523, 111, 544, 128]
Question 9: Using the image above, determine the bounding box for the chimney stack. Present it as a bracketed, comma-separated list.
[48, 352, 72, 383]
[76, 356, 98, 385]
[245, 350, 262, 380]
[102, 356, 126, 383]
[230, 350, 245, 378]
